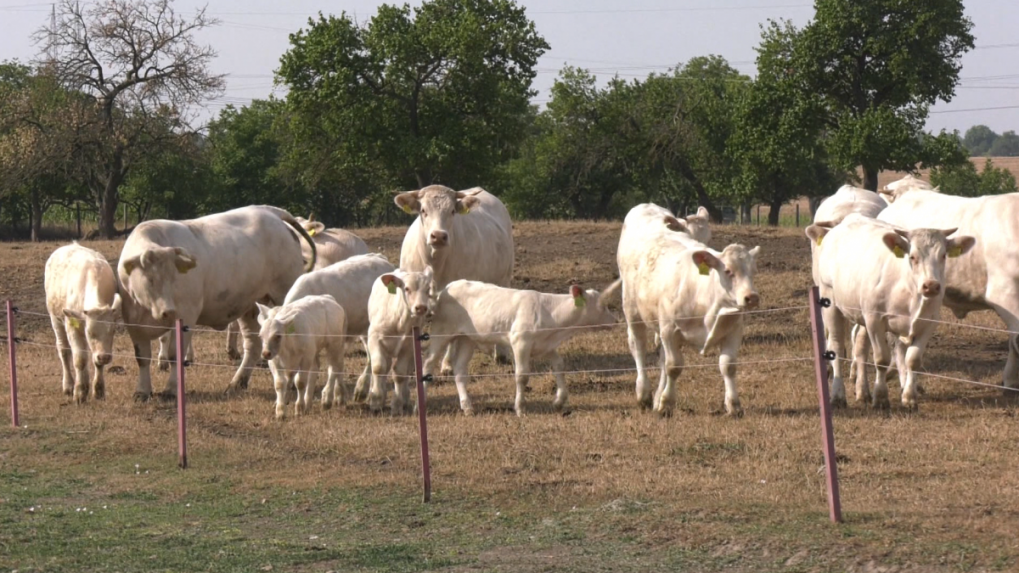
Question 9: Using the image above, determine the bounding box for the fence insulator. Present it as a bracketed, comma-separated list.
[819, 298, 832, 308]
[823, 351, 836, 361]
[418, 332, 430, 342]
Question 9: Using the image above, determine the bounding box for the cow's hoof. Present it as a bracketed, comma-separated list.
[158, 361, 170, 372]
[93, 386, 105, 400]
[462, 408, 475, 417]
[655, 407, 674, 419]
[133, 392, 151, 403]
[830, 396, 848, 409]
[726, 400, 743, 418]
[872, 397, 891, 410]
[74, 390, 88, 405]
[227, 348, 242, 362]
[638, 397, 653, 410]
[440, 367, 454, 378]
[552, 400, 566, 413]
[62, 386, 73, 396]
[916, 384, 926, 396]
[157, 392, 177, 403]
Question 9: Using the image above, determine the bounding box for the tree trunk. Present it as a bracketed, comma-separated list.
[863, 167, 879, 192]
[96, 151, 125, 239]
[809, 196, 824, 217]
[740, 204, 751, 225]
[29, 191, 43, 242]
[768, 196, 783, 226]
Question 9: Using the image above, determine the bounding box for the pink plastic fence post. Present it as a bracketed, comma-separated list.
[7, 300, 19, 428]
[809, 286, 843, 523]
[176, 319, 188, 469]
[412, 326, 432, 503]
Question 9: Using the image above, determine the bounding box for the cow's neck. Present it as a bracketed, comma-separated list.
[547, 294, 586, 328]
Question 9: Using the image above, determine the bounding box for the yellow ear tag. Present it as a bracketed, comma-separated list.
[401, 204, 415, 215]
[948, 246, 962, 258]
[386, 281, 397, 295]
[573, 295, 586, 308]
[457, 203, 471, 215]
[893, 245, 905, 258]
[308, 228, 317, 237]
[68, 317, 81, 329]
[285, 323, 296, 335]
[816, 235, 823, 247]
[698, 261, 711, 276]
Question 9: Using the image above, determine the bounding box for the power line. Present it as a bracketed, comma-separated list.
[930, 104, 1019, 115]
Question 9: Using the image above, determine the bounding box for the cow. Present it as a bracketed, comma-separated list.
[423, 280, 621, 416]
[281, 253, 397, 401]
[813, 185, 889, 225]
[117, 205, 316, 401]
[617, 203, 761, 416]
[365, 267, 435, 415]
[44, 243, 123, 404]
[878, 190, 1019, 391]
[257, 295, 347, 419]
[394, 185, 514, 367]
[880, 174, 935, 203]
[807, 214, 975, 409]
[624, 203, 712, 245]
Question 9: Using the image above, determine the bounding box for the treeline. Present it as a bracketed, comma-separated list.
[0, 0, 1013, 240]
[961, 125, 1019, 157]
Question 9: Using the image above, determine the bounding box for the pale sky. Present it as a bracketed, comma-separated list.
[2, 0, 1018, 135]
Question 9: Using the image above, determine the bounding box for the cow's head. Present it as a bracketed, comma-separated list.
[119, 247, 197, 322]
[379, 266, 435, 319]
[569, 279, 621, 329]
[882, 228, 975, 299]
[256, 303, 288, 360]
[295, 214, 326, 238]
[394, 186, 483, 252]
[62, 294, 122, 367]
[662, 206, 712, 244]
[691, 245, 762, 310]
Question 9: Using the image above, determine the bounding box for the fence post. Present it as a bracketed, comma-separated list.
[7, 300, 19, 428]
[76, 202, 81, 238]
[412, 326, 432, 503]
[796, 204, 800, 228]
[175, 319, 188, 469]
[808, 286, 843, 523]
[756, 205, 761, 226]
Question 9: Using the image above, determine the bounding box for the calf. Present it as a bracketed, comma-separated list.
[44, 243, 122, 404]
[365, 267, 435, 415]
[618, 204, 762, 416]
[807, 214, 974, 409]
[257, 295, 347, 419]
[424, 280, 620, 416]
[283, 253, 397, 400]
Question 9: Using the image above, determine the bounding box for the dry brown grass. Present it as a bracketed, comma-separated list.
[2, 221, 1019, 570]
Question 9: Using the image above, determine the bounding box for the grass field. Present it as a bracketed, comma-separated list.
[2, 221, 1019, 572]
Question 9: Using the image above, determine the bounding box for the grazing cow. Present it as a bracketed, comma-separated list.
[394, 185, 514, 365]
[117, 205, 315, 401]
[424, 280, 620, 416]
[282, 253, 397, 401]
[813, 185, 889, 225]
[880, 174, 935, 203]
[257, 295, 347, 419]
[365, 267, 435, 415]
[625, 203, 712, 245]
[878, 190, 1019, 390]
[807, 214, 974, 409]
[618, 203, 762, 416]
[44, 243, 123, 404]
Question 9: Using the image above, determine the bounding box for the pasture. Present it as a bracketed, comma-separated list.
[2, 221, 1018, 572]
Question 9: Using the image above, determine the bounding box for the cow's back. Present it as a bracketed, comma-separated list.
[814, 185, 888, 225]
[285, 254, 395, 335]
[45, 243, 117, 314]
[309, 228, 370, 269]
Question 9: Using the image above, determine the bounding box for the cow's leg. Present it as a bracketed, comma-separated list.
[226, 320, 242, 362]
[549, 351, 569, 413]
[67, 325, 90, 405]
[367, 337, 392, 413]
[159, 323, 194, 397]
[718, 330, 743, 417]
[867, 321, 892, 409]
[392, 347, 415, 416]
[269, 359, 287, 419]
[654, 327, 683, 416]
[853, 322, 871, 404]
[294, 361, 313, 416]
[50, 315, 74, 396]
[353, 336, 371, 401]
[322, 342, 347, 410]
[91, 351, 107, 402]
[823, 304, 848, 408]
[493, 343, 513, 366]
[626, 320, 653, 409]
[226, 311, 261, 393]
[511, 339, 533, 416]
[440, 343, 456, 377]
[132, 336, 155, 402]
[157, 331, 171, 371]
[451, 339, 476, 415]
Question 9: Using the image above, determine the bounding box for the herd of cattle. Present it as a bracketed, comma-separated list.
[41, 176, 1019, 418]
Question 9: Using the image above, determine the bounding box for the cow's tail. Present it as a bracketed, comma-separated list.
[263, 205, 317, 272]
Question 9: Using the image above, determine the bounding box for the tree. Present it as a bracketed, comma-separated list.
[930, 158, 1018, 197]
[39, 0, 223, 238]
[205, 100, 287, 214]
[277, 0, 548, 199]
[988, 131, 1019, 157]
[780, 0, 974, 190]
[962, 124, 998, 156]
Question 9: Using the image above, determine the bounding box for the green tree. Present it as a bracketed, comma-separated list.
[988, 131, 1019, 157]
[205, 100, 287, 214]
[962, 124, 998, 156]
[930, 158, 1017, 197]
[277, 0, 548, 203]
[780, 0, 974, 190]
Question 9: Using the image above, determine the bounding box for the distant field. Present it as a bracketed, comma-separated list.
[2, 221, 1018, 572]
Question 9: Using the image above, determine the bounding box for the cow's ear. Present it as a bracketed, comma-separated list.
[173, 248, 197, 274]
[947, 235, 976, 258]
[394, 191, 421, 215]
[381, 273, 405, 295]
[256, 303, 272, 325]
[804, 224, 831, 247]
[307, 221, 325, 236]
[749, 245, 761, 259]
[882, 232, 909, 258]
[62, 308, 85, 329]
[691, 250, 723, 275]
[570, 284, 587, 308]
[111, 294, 123, 314]
[697, 206, 709, 219]
[663, 215, 688, 233]
[457, 195, 480, 215]
[121, 255, 141, 275]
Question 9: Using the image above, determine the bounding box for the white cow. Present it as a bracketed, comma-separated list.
[618, 203, 761, 416]
[879, 190, 1019, 390]
[282, 253, 397, 401]
[365, 267, 435, 415]
[625, 203, 712, 245]
[880, 174, 935, 203]
[424, 280, 621, 416]
[44, 243, 123, 404]
[813, 185, 889, 225]
[117, 205, 315, 401]
[394, 185, 514, 365]
[807, 214, 974, 409]
[257, 295, 347, 419]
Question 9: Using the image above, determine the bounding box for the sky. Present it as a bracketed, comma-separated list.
[1, 0, 1018, 134]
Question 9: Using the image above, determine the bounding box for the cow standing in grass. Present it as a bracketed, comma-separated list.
[45, 243, 123, 404]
